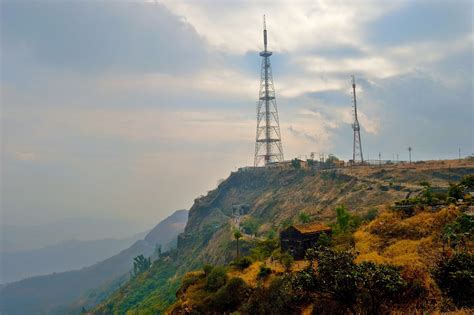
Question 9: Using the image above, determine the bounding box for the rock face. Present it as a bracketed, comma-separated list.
[0, 210, 188, 315]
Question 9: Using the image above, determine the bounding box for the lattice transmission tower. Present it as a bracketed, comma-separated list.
[254, 16, 284, 166]
[351, 75, 364, 163]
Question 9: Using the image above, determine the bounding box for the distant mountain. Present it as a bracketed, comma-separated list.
[1, 232, 145, 284]
[0, 210, 188, 315]
[1, 217, 147, 252]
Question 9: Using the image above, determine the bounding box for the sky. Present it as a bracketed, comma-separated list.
[1, 0, 473, 229]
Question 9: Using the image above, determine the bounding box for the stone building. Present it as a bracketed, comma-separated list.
[280, 223, 332, 259]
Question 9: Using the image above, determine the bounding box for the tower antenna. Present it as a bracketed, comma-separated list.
[351, 75, 364, 163]
[254, 16, 284, 166]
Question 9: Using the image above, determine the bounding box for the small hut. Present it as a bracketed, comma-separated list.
[280, 223, 332, 259]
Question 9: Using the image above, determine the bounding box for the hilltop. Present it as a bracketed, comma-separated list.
[91, 159, 473, 314]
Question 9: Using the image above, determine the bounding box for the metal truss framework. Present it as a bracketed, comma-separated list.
[351, 75, 364, 163]
[254, 16, 284, 166]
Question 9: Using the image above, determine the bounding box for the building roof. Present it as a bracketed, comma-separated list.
[292, 222, 332, 234]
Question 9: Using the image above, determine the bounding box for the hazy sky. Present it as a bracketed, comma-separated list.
[1, 0, 472, 228]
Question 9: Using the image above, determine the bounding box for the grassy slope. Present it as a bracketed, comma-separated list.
[92, 160, 474, 314]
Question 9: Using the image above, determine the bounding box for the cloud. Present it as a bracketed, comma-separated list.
[1, 1, 208, 75]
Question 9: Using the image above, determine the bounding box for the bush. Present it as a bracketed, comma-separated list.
[442, 213, 474, 249]
[210, 277, 250, 313]
[257, 265, 272, 280]
[205, 266, 228, 292]
[358, 261, 406, 313]
[231, 256, 252, 270]
[298, 211, 311, 223]
[433, 252, 474, 307]
[279, 253, 294, 272]
[241, 217, 259, 236]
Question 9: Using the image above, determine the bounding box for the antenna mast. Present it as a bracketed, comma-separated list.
[254, 15, 284, 166]
[351, 75, 364, 163]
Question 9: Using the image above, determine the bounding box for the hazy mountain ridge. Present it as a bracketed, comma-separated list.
[0, 210, 188, 315]
[1, 233, 146, 284]
[0, 217, 148, 253]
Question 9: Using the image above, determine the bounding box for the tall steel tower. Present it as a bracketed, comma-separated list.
[254, 16, 284, 166]
[351, 75, 364, 163]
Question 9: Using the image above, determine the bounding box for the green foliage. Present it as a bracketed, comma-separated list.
[243, 275, 303, 314]
[313, 247, 360, 310]
[231, 256, 253, 270]
[363, 208, 379, 222]
[280, 218, 293, 229]
[336, 205, 351, 232]
[250, 237, 279, 261]
[241, 217, 259, 236]
[205, 266, 228, 292]
[279, 252, 294, 272]
[448, 183, 464, 200]
[460, 174, 474, 188]
[203, 264, 214, 276]
[442, 213, 474, 248]
[316, 232, 332, 248]
[133, 255, 151, 276]
[433, 252, 474, 307]
[94, 257, 178, 314]
[210, 277, 250, 313]
[298, 211, 311, 223]
[291, 158, 301, 169]
[257, 265, 272, 280]
[358, 261, 406, 313]
[335, 204, 360, 234]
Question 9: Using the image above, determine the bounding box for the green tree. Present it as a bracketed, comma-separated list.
[359, 262, 406, 314]
[314, 247, 360, 313]
[279, 253, 294, 272]
[335, 205, 351, 233]
[241, 217, 259, 236]
[205, 266, 228, 292]
[298, 211, 311, 224]
[133, 255, 151, 276]
[233, 229, 243, 259]
[434, 252, 474, 307]
[448, 183, 464, 200]
[291, 159, 301, 169]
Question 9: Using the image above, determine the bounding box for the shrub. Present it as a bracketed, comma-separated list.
[442, 213, 474, 249]
[279, 253, 294, 272]
[314, 247, 359, 312]
[241, 217, 259, 236]
[358, 261, 406, 313]
[210, 277, 250, 313]
[205, 266, 228, 292]
[363, 208, 379, 222]
[231, 256, 252, 270]
[433, 252, 474, 307]
[448, 183, 464, 200]
[298, 211, 311, 223]
[257, 265, 272, 280]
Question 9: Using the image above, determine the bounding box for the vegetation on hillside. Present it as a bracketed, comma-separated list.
[90, 167, 473, 314]
[169, 175, 474, 314]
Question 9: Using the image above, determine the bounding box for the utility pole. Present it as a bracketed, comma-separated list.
[254, 15, 284, 166]
[459, 148, 461, 162]
[408, 147, 412, 164]
[379, 152, 381, 167]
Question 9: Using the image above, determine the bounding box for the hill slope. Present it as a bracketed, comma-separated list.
[1, 233, 145, 284]
[92, 160, 474, 314]
[0, 210, 188, 315]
